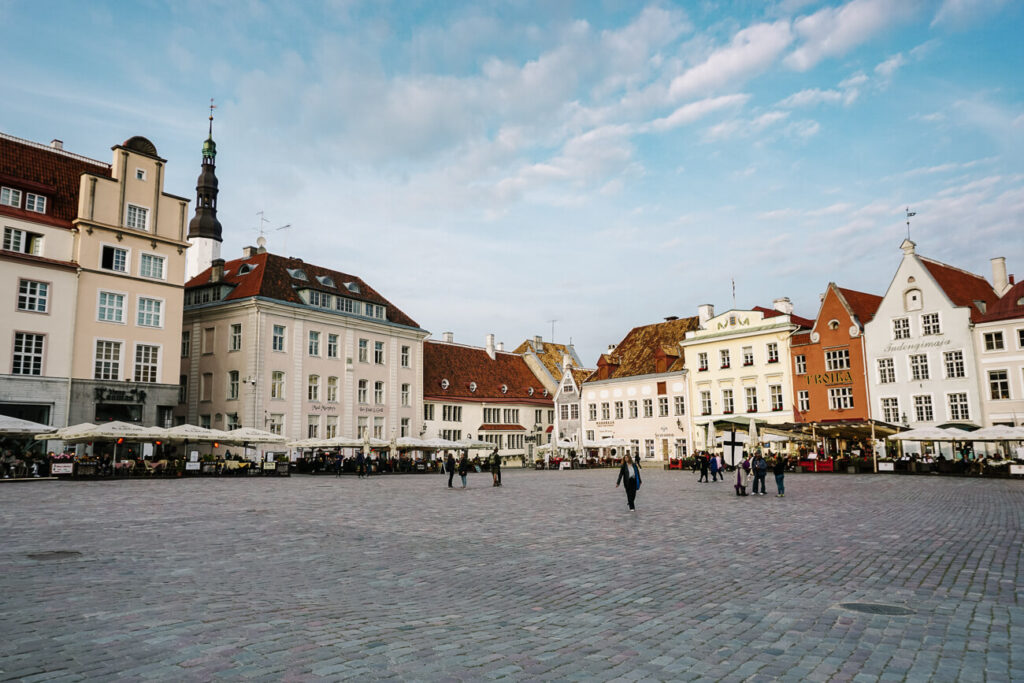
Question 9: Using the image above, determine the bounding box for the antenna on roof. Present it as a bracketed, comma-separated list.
[255, 210, 291, 252]
[905, 207, 916, 240]
[208, 98, 216, 137]
[731, 277, 736, 309]
[547, 319, 558, 343]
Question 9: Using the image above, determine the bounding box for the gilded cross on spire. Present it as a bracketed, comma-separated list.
[208, 98, 216, 137]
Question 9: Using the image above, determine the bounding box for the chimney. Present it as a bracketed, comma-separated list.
[698, 304, 715, 324]
[664, 316, 678, 321]
[50, 139, 63, 150]
[991, 257, 1009, 295]
[562, 352, 571, 370]
[242, 246, 257, 258]
[773, 297, 794, 315]
[496, 341, 504, 352]
[486, 334, 496, 360]
[442, 331, 453, 343]
[210, 258, 225, 283]
[533, 335, 543, 352]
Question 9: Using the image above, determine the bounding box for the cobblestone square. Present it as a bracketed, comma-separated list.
[1, 469, 1022, 681]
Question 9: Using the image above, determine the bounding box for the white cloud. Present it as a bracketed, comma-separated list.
[646, 93, 750, 131]
[668, 21, 793, 100]
[777, 88, 843, 108]
[874, 53, 906, 79]
[785, 0, 916, 71]
[932, 0, 1011, 28]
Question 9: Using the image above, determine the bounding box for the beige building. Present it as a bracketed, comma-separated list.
[177, 246, 427, 444]
[973, 259, 1024, 428]
[0, 132, 189, 428]
[680, 301, 812, 463]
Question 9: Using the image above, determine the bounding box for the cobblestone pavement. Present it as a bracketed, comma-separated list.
[1, 469, 1022, 681]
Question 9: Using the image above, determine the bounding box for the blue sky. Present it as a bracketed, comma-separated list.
[2, 0, 1022, 364]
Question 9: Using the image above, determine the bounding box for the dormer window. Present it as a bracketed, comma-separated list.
[25, 193, 46, 213]
[3, 227, 43, 255]
[0, 186, 22, 208]
[501, 384, 508, 394]
[287, 268, 308, 281]
[345, 282, 361, 293]
[469, 382, 477, 392]
[238, 263, 256, 275]
[440, 379, 450, 390]
[316, 275, 335, 288]
[528, 387, 534, 396]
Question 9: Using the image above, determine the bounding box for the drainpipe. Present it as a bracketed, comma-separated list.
[64, 259, 82, 434]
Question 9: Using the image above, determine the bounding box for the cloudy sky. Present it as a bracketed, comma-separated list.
[2, 0, 1022, 364]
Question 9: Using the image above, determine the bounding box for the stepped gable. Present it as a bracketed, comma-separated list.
[423, 340, 549, 404]
[0, 133, 110, 228]
[751, 305, 815, 329]
[978, 279, 1024, 323]
[593, 316, 700, 381]
[837, 287, 882, 324]
[185, 251, 419, 328]
[920, 257, 998, 322]
[511, 339, 576, 377]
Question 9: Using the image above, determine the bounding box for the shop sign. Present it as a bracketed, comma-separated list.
[94, 387, 147, 403]
[185, 462, 201, 471]
[1010, 464, 1024, 476]
[802, 371, 853, 386]
[595, 421, 614, 427]
[882, 338, 951, 354]
[262, 461, 276, 471]
[878, 462, 895, 472]
[51, 463, 73, 475]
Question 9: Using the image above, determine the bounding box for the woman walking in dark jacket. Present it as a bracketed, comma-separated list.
[616, 454, 642, 511]
[445, 452, 456, 488]
[457, 454, 469, 488]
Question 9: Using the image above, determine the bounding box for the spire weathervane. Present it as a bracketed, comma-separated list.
[905, 207, 916, 240]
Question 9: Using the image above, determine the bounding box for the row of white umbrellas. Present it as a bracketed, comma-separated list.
[35, 421, 286, 445]
[289, 435, 494, 451]
[890, 424, 1024, 442]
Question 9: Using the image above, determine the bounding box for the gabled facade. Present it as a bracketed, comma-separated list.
[512, 336, 584, 396]
[552, 365, 593, 451]
[973, 258, 1023, 426]
[863, 239, 998, 431]
[790, 284, 882, 423]
[422, 334, 553, 463]
[0, 132, 190, 428]
[581, 316, 699, 462]
[681, 300, 812, 454]
[178, 247, 427, 442]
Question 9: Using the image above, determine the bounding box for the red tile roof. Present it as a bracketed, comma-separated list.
[185, 251, 419, 328]
[587, 316, 700, 381]
[423, 340, 551, 404]
[751, 306, 815, 329]
[977, 279, 1024, 323]
[790, 331, 812, 347]
[920, 257, 997, 323]
[0, 132, 110, 228]
[836, 287, 882, 324]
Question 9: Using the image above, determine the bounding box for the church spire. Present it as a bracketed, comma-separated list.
[187, 99, 223, 242]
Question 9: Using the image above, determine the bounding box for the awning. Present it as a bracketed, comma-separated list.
[478, 424, 526, 431]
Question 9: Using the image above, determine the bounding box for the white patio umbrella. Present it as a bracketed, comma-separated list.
[968, 425, 1024, 441]
[60, 421, 165, 469]
[456, 439, 494, 450]
[38, 422, 98, 442]
[215, 427, 287, 446]
[0, 415, 56, 436]
[748, 419, 759, 452]
[890, 426, 964, 441]
[163, 424, 229, 443]
[707, 421, 718, 453]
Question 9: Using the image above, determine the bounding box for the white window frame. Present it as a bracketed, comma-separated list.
[125, 203, 150, 231]
[93, 338, 123, 381]
[270, 371, 285, 399]
[983, 331, 1005, 352]
[17, 279, 49, 313]
[97, 290, 127, 324]
[880, 396, 900, 424]
[308, 375, 320, 402]
[913, 394, 934, 422]
[228, 370, 240, 400]
[745, 386, 758, 413]
[700, 391, 712, 415]
[921, 312, 941, 336]
[824, 348, 850, 371]
[893, 317, 910, 340]
[909, 353, 930, 381]
[674, 395, 685, 416]
[943, 350, 965, 379]
[327, 376, 339, 402]
[12, 331, 45, 376]
[1, 186, 23, 208]
[827, 386, 854, 410]
[766, 342, 779, 364]
[877, 358, 895, 384]
[99, 243, 130, 273]
[401, 345, 410, 368]
[946, 392, 970, 421]
[272, 324, 286, 352]
[327, 333, 339, 359]
[374, 341, 385, 365]
[25, 193, 46, 213]
[770, 384, 784, 411]
[229, 323, 242, 351]
[136, 296, 164, 328]
[797, 390, 809, 413]
[358, 338, 368, 363]
[374, 381, 385, 405]
[721, 389, 734, 414]
[133, 343, 161, 383]
[988, 369, 1010, 400]
[139, 252, 166, 280]
[795, 355, 806, 375]
[308, 330, 321, 356]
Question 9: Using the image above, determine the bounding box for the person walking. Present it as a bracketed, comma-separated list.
[709, 452, 719, 481]
[751, 452, 768, 495]
[616, 454, 642, 511]
[457, 453, 469, 488]
[698, 453, 709, 482]
[355, 451, 365, 479]
[735, 456, 751, 496]
[445, 451, 456, 488]
[489, 448, 502, 487]
[773, 454, 786, 497]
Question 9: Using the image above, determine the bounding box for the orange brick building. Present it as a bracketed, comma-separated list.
[790, 283, 882, 423]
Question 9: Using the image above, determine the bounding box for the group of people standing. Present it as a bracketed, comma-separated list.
[732, 452, 786, 497]
[443, 449, 502, 488]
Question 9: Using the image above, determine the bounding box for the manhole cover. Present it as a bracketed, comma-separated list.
[840, 602, 913, 616]
[27, 551, 81, 561]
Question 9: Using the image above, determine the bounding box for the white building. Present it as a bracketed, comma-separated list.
[552, 364, 594, 453]
[422, 334, 553, 465]
[580, 316, 699, 463]
[863, 240, 998, 437]
[973, 258, 1023, 427]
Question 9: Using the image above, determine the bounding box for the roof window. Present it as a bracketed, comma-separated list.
[501, 384, 508, 394]
[287, 268, 308, 281]
[469, 382, 477, 392]
[316, 275, 335, 288]
[440, 379, 450, 390]
[344, 282, 361, 293]
[238, 263, 256, 275]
